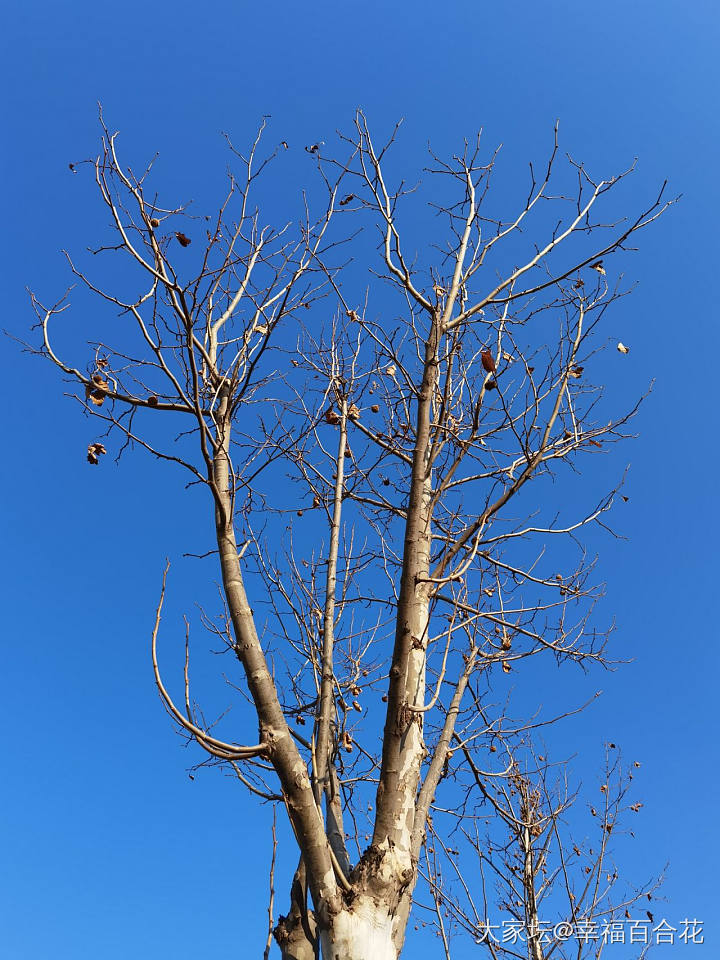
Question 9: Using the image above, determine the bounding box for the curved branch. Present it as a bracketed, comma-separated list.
[151, 562, 267, 760]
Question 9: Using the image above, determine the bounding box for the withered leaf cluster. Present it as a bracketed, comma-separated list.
[86, 441, 106, 465]
[85, 372, 109, 407]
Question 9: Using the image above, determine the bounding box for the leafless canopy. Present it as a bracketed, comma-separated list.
[32, 111, 673, 960]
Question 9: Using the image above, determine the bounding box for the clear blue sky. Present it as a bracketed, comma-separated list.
[2, 1, 718, 957]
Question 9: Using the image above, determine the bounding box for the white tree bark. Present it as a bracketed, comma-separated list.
[320, 900, 396, 960]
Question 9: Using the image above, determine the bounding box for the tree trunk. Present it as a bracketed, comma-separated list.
[319, 899, 397, 960]
[277, 904, 399, 960]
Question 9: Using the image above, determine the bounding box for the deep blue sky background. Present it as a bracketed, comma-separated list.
[2, 2, 718, 957]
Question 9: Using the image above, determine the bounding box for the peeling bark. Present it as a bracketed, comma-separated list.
[373, 318, 439, 855]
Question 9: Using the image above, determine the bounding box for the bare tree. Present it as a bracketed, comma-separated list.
[31, 111, 672, 960]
